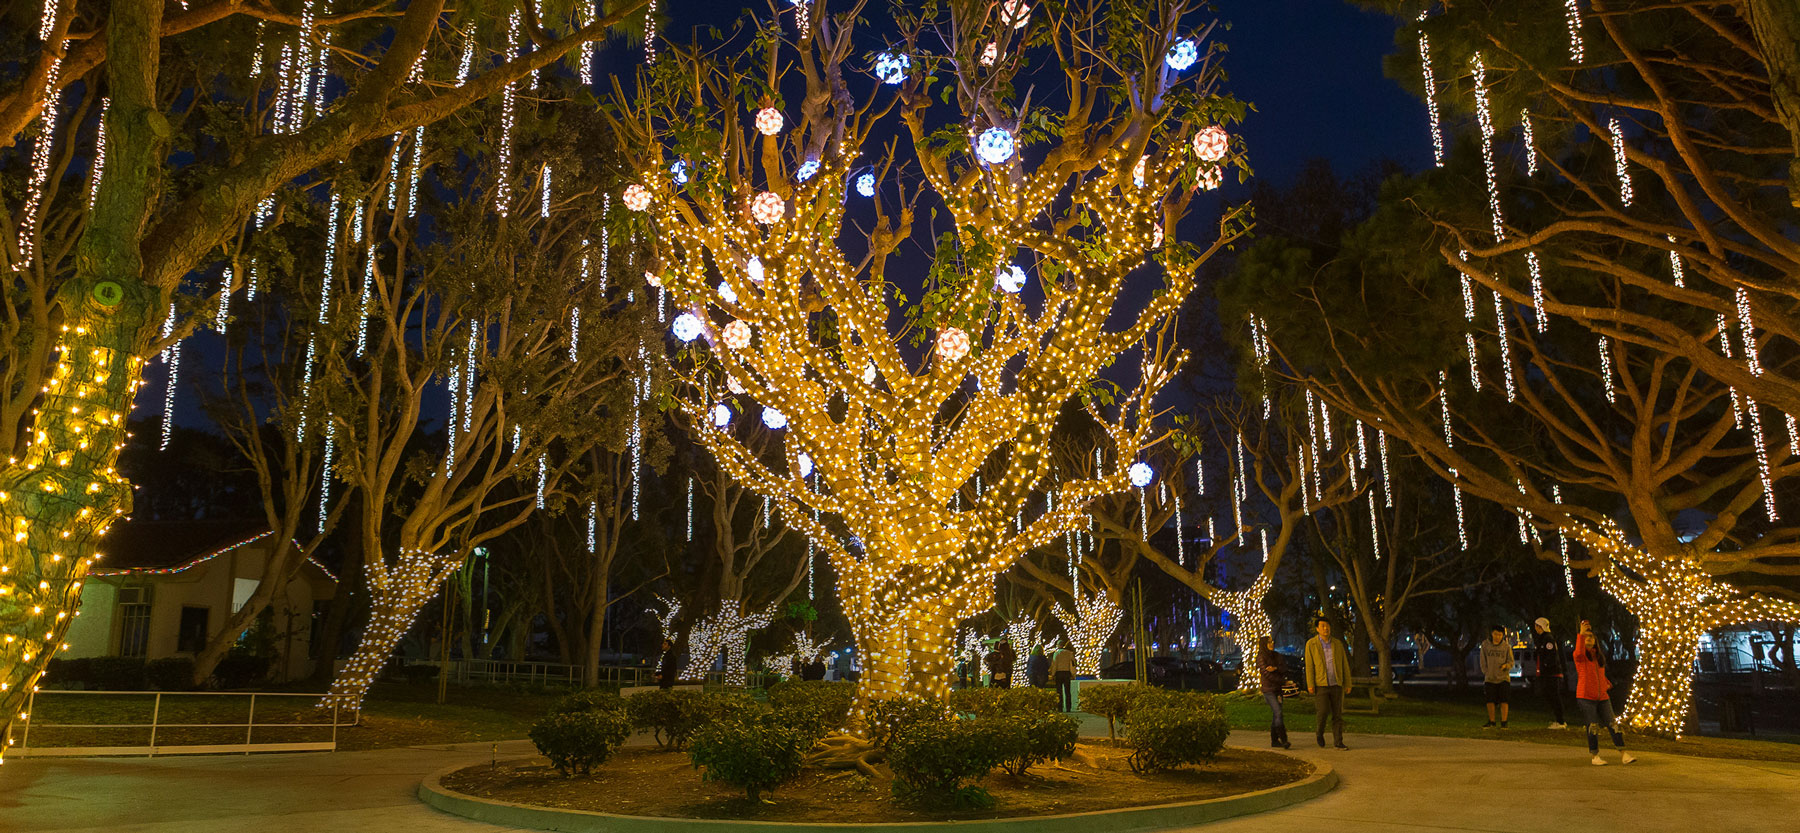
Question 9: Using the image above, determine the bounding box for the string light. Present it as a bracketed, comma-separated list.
[455, 23, 475, 87]
[579, 2, 597, 84]
[588, 501, 598, 553]
[1520, 109, 1537, 176]
[1716, 315, 1743, 428]
[1366, 489, 1380, 559]
[319, 420, 335, 533]
[406, 126, 425, 217]
[645, 0, 659, 64]
[686, 477, 694, 541]
[1492, 290, 1517, 402]
[1551, 485, 1573, 597]
[384, 132, 404, 210]
[1597, 336, 1615, 403]
[355, 242, 374, 358]
[1735, 287, 1761, 376]
[1666, 237, 1684, 287]
[1743, 397, 1776, 520]
[541, 166, 552, 219]
[1610, 117, 1632, 206]
[1418, 21, 1444, 167]
[1564, 0, 1585, 62]
[535, 454, 547, 509]
[1377, 430, 1393, 508]
[495, 12, 519, 217]
[13, 46, 63, 273]
[160, 306, 181, 452]
[683, 605, 776, 685]
[216, 268, 234, 333]
[1471, 53, 1505, 241]
[1440, 373, 1467, 550]
[1526, 251, 1546, 332]
[87, 97, 108, 209]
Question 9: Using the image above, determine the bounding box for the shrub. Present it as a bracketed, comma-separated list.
[1124, 706, 1229, 773]
[627, 689, 708, 748]
[87, 656, 148, 691]
[949, 686, 1057, 717]
[211, 651, 272, 689]
[888, 716, 1007, 806]
[1078, 683, 1137, 738]
[865, 695, 948, 749]
[768, 680, 852, 742]
[999, 712, 1079, 776]
[44, 657, 92, 689]
[144, 658, 196, 691]
[529, 708, 633, 776]
[689, 715, 810, 801]
[550, 689, 628, 716]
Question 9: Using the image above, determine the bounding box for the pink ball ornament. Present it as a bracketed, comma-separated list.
[750, 191, 785, 225]
[1197, 165, 1223, 191]
[754, 107, 785, 136]
[980, 42, 999, 66]
[722, 320, 752, 349]
[1192, 126, 1229, 162]
[622, 184, 652, 211]
[936, 327, 971, 362]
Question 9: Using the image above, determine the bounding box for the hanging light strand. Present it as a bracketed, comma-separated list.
[1526, 251, 1547, 332]
[1552, 484, 1574, 597]
[87, 97, 110, 208]
[1493, 290, 1517, 401]
[1597, 335, 1616, 404]
[1520, 109, 1538, 176]
[1471, 53, 1505, 241]
[1610, 117, 1633, 206]
[1418, 23, 1444, 167]
[318, 420, 336, 533]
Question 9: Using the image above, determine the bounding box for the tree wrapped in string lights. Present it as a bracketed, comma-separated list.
[607, 0, 1247, 716]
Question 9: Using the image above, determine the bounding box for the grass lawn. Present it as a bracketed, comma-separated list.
[1212, 685, 1800, 763]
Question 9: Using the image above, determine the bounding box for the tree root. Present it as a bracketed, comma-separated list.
[805, 734, 886, 779]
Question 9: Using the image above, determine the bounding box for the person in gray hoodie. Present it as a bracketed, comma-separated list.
[1480, 626, 1516, 728]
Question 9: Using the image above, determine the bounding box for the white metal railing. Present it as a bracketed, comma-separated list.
[13, 690, 351, 758]
[436, 659, 656, 688]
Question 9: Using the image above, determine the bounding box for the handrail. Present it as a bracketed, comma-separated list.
[17, 690, 349, 758]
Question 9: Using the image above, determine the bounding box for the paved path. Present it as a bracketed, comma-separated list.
[3, 729, 1797, 833]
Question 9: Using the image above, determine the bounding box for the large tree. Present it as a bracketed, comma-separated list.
[606, 0, 1249, 716]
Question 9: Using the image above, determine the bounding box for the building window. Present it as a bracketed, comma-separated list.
[177, 606, 211, 653]
[116, 596, 151, 658]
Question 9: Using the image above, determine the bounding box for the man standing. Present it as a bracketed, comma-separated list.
[1050, 642, 1077, 712]
[1481, 626, 1516, 728]
[1532, 618, 1567, 729]
[1304, 618, 1352, 749]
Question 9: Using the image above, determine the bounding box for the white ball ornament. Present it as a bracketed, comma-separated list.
[746, 256, 765, 284]
[980, 42, 999, 66]
[762, 407, 788, 430]
[621, 184, 652, 211]
[671, 312, 703, 342]
[754, 107, 785, 136]
[718, 281, 738, 305]
[712, 403, 733, 428]
[670, 160, 689, 185]
[1128, 461, 1154, 488]
[1167, 39, 1198, 72]
[796, 158, 820, 182]
[975, 127, 1015, 165]
[996, 263, 1027, 293]
[797, 452, 813, 478]
[1192, 125, 1229, 162]
[1001, 0, 1031, 28]
[727, 375, 747, 395]
[855, 173, 876, 197]
[750, 191, 785, 224]
[874, 52, 909, 85]
[936, 327, 971, 362]
[722, 320, 752, 349]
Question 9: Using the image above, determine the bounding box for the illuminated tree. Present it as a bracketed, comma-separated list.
[0, 0, 646, 752]
[607, 0, 1248, 716]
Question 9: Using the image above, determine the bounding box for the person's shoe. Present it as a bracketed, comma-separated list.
[1620, 751, 1636, 765]
[1334, 742, 1349, 750]
[1591, 755, 1608, 766]
[1548, 722, 1567, 730]
[1482, 720, 1496, 729]
[1316, 735, 1326, 748]
[1500, 721, 1508, 729]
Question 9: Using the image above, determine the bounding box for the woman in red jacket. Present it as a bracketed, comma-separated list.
[1573, 620, 1634, 766]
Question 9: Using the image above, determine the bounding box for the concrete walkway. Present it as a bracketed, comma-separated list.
[3, 730, 1797, 833]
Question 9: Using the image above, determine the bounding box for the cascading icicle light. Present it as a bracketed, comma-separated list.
[1366, 489, 1381, 559]
[455, 23, 475, 87]
[1439, 372, 1467, 550]
[1417, 18, 1444, 167]
[536, 454, 548, 509]
[407, 126, 425, 217]
[1520, 109, 1538, 176]
[1666, 236, 1685, 287]
[1717, 315, 1743, 427]
[1746, 399, 1777, 521]
[1564, 0, 1585, 62]
[14, 47, 64, 273]
[87, 97, 109, 208]
[1470, 53, 1505, 242]
[463, 320, 479, 435]
[355, 242, 375, 357]
[216, 267, 234, 333]
[1377, 430, 1393, 508]
[541, 166, 552, 219]
[587, 501, 597, 553]
[1492, 290, 1517, 402]
[384, 132, 404, 210]
[1552, 484, 1574, 597]
[1526, 251, 1546, 332]
[1610, 117, 1632, 206]
[319, 420, 336, 533]
[645, 0, 660, 64]
[159, 304, 181, 451]
[579, 2, 598, 84]
[494, 12, 519, 217]
[1597, 335, 1616, 403]
[1735, 287, 1762, 376]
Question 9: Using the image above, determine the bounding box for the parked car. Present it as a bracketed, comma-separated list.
[1100, 656, 1235, 690]
[1374, 648, 1420, 683]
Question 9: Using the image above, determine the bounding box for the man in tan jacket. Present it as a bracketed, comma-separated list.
[1304, 618, 1353, 749]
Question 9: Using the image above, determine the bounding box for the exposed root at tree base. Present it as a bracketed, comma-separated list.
[805, 734, 886, 779]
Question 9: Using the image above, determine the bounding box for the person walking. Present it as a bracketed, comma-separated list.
[1050, 642, 1077, 712]
[1258, 635, 1291, 749]
[986, 641, 1015, 688]
[1027, 644, 1050, 688]
[1573, 620, 1634, 765]
[1532, 617, 1568, 728]
[1304, 618, 1352, 749]
[1480, 625, 1515, 728]
[656, 639, 679, 689]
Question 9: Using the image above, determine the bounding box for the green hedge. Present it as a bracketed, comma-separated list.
[888, 717, 1007, 806]
[1124, 703, 1229, 773]
[999, 712, 1079, 775]
[529, 708, 633, 776]
[1078, 683, 1136, 738]
[626, 689, 707, 748]
[767, 680, 852, 742]
[865, 695, 949, 750]
[689, 715, 811, 801]
[947, 686, 1058, 717]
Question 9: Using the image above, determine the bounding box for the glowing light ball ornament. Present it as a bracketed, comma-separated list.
[672, 312, 703, 342]
[644, 270, 663, 287]
[936, 327, 971, 363]
[670, 160, 689, 185]
[1192, 125, 1229, 162]
[874, 52, 909, 84]
[1128, 462, 1155, 488]
[855, 173, 876, 197]
[1197, 166, 1222, 191]
[722, 320, 752, 349]
[746, 256, 766, 284]
[862, 362, 878, 384]
[981, 42, 999, 66]
[717, 281, 738, 304]
[762, 407, 788, 430]
[622, 184, 652, 211]
[712, 403, 733, 427]
[796, 158, 820, 182]
[996, 263, 1027, 293]
[754, 107, 785, 136]
[1000, 0, 1031, 28]
[798, 452, 813, 478]
[750, 191, 785, 224]
[1133, 157, 1147, 188]
[727, 375, 747, 395]
[976, 127, 1015, 165]
[1167, 39, 1198, 71]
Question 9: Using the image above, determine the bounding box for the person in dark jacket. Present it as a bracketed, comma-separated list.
[1532, 617, 1567, 728]
[801, 656, 827, 681]
[1027, 645, 1050, 688]
[1258, 635, 1291, 748]
[656, 639, 679, 689]
[1049, 643, 1077, 711]
[986, 641, 1015, 688]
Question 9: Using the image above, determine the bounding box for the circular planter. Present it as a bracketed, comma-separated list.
[417, 751, 1336, 833]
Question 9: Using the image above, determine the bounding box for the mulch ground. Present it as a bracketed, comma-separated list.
[440, 741, 1314, 822]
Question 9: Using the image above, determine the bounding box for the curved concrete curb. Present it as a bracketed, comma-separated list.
[417, 750, 1337, 833]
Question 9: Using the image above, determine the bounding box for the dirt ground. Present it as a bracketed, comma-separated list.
[441, 742, 1314, 822]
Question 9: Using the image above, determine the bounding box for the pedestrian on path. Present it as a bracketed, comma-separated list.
[1050, 642, 1077, 712]
[1533, 617, 1567, 728]
[1481, 626, 1515, 728]
[1574, 620, 1634, 766]
[1304, 618, 1352, 749]
[1258, 635, 1291, 749]
[1027, 644, 1050, 688]
[986, 640, 1015, 688]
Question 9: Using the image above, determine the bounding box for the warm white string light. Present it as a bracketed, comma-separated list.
[1378, 430, 1393, 508]
[1717, 315, 1743, 428]
[455, 23, 475, 86]
[1232, 432, 1246, 533]
[1259, 528, 1269, 563]
[38, 0, 61, 40]
[1564, 0, 1586, 62]
[445, 357, 461, 475]
[1746, 399, 1777, 521]
[1597, 335, 1616, 404]
[309, 1, 334, 119]
[579, 2, 597, 84]
[319, 420, 336, 533]
[1439, 373, 1467, 550]
[463, 320, 479, 434]
[686, 477, 694, 541]
[160, 304, 181, 451]
[384, 132, 404, 210]
[645, 0, 659, 64]
[1610, 117, 1632, 206]
[14, 51, 63, 273]
[1526, 251, 1546, 332]
[1471, 53, 1505, 241]
[1492, 290, 1517, 402]
[1735, 287, 1762, 376]
[1418, 22, 1444, 167]
[495, 12, 519, 217]
[406, 126, 425, 217]
[1520, 109, 1538, 175]
[216, 267, 233, 333]
[1552, 484, 1574, 597]
[1666, 236, 1685, 287]
[1514, 479, 1531, 544]
[540, 165, 552, 218]
[536, 454, 548, 509]
[355, 242, 374, 357]
[587, 501, 597, 553]
[1366, 489, 1381, 559]
[1172, 490, 1185, 565]
[87, 97, 109, 208]
[1305, 389, 1321, 502]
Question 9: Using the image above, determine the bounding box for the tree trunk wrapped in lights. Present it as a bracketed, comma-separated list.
[1050, 588, 1122, 676]
[607, 0, 1248, 717]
